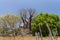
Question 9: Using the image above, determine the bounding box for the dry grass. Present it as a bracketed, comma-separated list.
[0, 35, 60, 40]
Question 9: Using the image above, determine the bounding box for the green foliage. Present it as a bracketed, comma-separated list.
[31, 12, 60, 36]
[57, 22, 60, 36]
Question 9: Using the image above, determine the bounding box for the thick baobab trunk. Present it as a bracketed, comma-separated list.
[46, 23, 54, 40]
[28, 15, 32, 31]
[24, 22, 28, 29]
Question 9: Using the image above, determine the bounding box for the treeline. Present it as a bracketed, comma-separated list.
[0, 9, 60, 37]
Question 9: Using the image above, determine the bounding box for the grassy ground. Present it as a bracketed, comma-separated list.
[0, 35, 60, 40]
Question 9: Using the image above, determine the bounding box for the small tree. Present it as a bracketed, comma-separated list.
[0, 14, 21, 40]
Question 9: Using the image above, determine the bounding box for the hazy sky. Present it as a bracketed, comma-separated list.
[0, 0, 60, 16]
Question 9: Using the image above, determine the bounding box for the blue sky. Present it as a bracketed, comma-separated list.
[0, 0, 60, 16]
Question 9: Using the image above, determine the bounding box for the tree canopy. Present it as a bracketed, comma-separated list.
[31, 12, 60, 36]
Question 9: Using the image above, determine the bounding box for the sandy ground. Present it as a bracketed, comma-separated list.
[0, 35, 60, 40]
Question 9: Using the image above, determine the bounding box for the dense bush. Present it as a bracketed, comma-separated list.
[31, 12, 60, 36]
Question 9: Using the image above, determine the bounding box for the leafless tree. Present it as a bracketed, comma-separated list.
[20, 8, 36, 32]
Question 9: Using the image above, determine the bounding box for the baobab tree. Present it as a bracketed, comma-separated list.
[20, 8, 36, 32]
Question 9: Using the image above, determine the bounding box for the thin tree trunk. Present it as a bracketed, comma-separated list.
[39, 24, 43, 40]
[53, 28, 58, 40]
[46, 23, 54, 40]
[13, 29, 15, 40]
